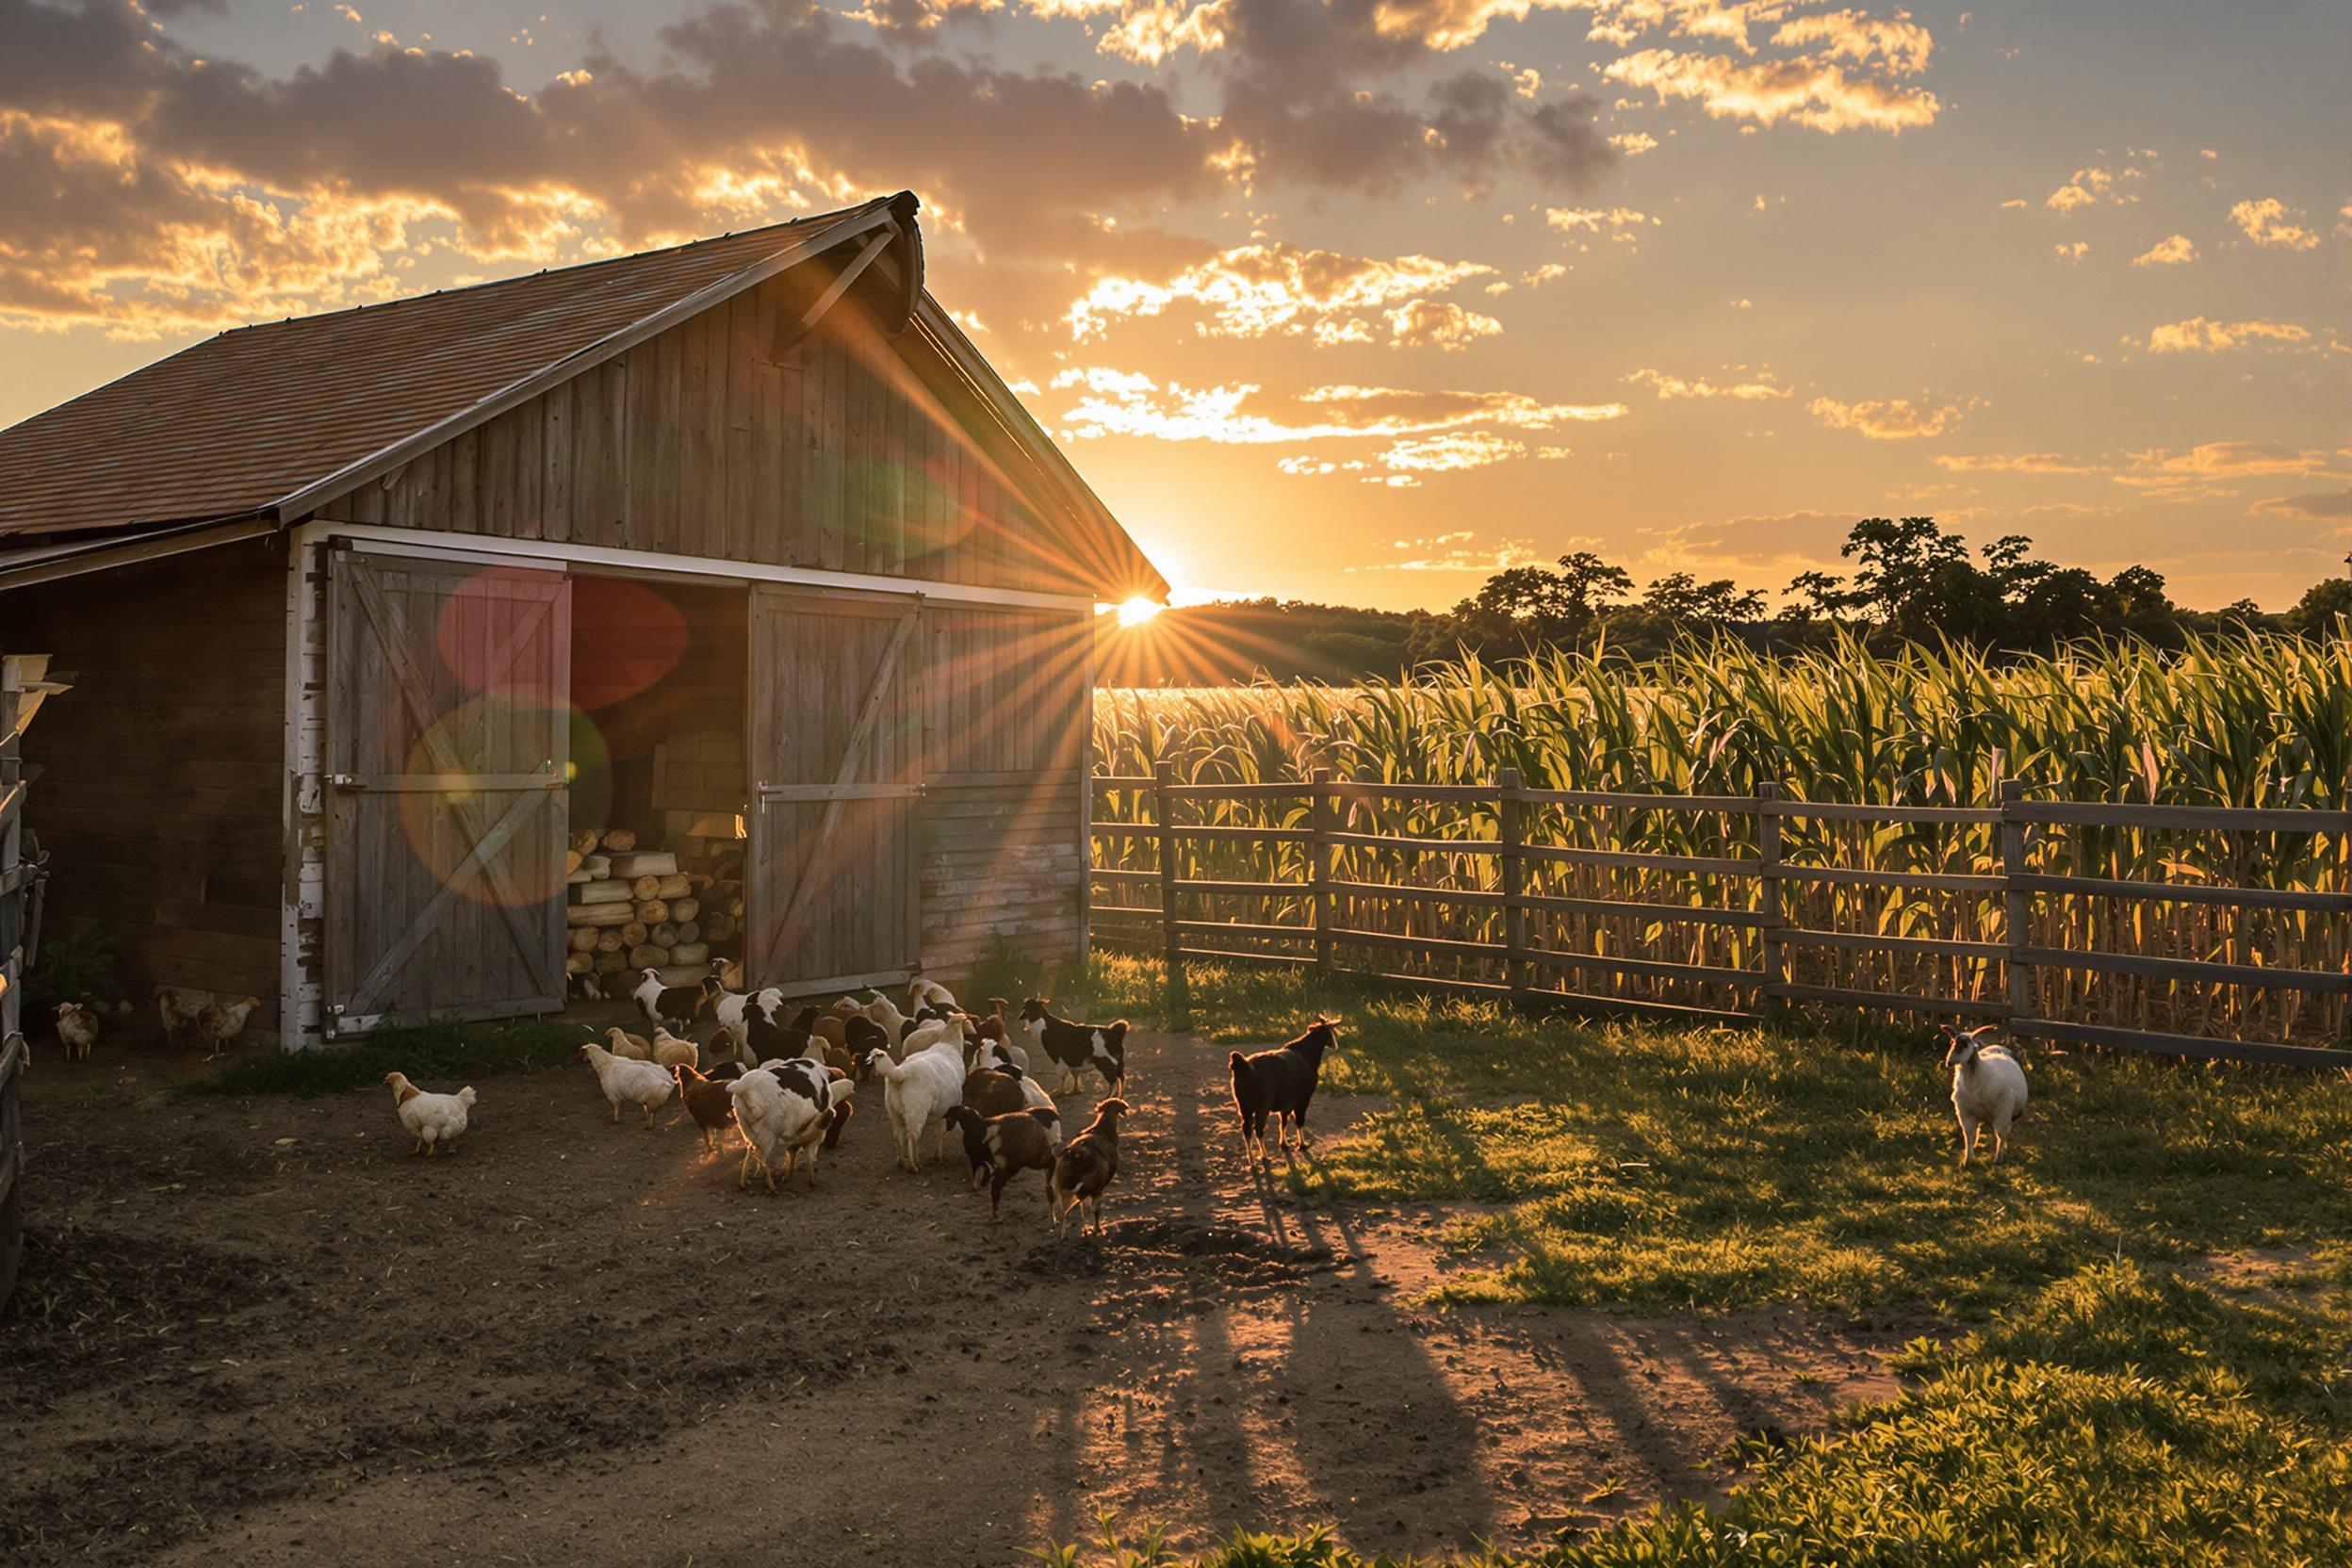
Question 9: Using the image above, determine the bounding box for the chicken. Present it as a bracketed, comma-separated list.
[602, 1025, 654, 1061]
[194, 996, 261, 1059]
[575, 1041, 675, 1127]
[384, 1072, 476, 1155]
[56, 1003, 100, 1064]
[1051, 1098, 1135, 1238]
[157, 986, 204, 1046]
[675, 1063, 737, 1153]
[651, 1026, 698, 1070]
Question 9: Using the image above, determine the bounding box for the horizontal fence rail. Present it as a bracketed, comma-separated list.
[1089, 764, 2352, 1069]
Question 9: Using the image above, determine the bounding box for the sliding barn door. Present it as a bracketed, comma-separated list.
[324, 549, 571, 1034]
[747, 587, 923, 992]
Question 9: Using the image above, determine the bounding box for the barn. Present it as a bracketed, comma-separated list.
[0, 191, 1164, 1049]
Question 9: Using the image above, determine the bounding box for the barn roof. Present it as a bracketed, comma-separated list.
[0, 192, 1163, 600]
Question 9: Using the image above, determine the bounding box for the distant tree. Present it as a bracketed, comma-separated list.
[2286, 576, 2352, 636]
[1641, 572, 1767, 626]
[1444, 551, 1634, 658]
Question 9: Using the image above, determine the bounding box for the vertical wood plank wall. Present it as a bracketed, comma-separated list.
[5, 539, 289, 1037]
[920, 604, 1090, 978]
[330, 271, 1097, 599]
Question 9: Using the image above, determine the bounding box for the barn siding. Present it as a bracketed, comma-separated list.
[6, 537, 289, 1037]
[335, 272, 1087, 598]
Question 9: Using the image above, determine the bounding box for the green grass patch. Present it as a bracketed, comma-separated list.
[1053, 1259, 2352, 1566]
[167, 1018, 589, 1098]
[1099, 956, 2352, 1318]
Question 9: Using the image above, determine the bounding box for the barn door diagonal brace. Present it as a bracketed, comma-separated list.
[339, 786, 554, 1020]
[762, 606, 919, 952]
[343, 562, 561, 978]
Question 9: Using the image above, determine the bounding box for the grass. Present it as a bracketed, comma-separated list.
[167, 1017, 589, 1098]
[1062, 956, 2352, 1566]
[1095, 955, 2352, 1317]
[1051, 1259, 2352, 1567]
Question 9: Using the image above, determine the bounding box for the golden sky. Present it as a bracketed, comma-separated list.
[3, 0, 2344, 610]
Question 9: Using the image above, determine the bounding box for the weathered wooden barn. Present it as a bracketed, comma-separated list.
[0, 192, 1163, 1048]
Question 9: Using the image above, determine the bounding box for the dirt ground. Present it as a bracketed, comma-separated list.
[3, 1026, 1927, 1566]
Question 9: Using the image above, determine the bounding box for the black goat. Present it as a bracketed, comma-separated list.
[1228, 1017, 1340, 1164]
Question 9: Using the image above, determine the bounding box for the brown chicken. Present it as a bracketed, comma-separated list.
[675, 1063, 737, 1153]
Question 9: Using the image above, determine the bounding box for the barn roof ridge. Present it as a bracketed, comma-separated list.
[0, 188, 1163, 603]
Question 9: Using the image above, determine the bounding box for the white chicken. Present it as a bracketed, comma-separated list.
[56, 1002, 100, 1064]
[575, 1040, 674, 1127]
[384, 1072, 476, 1155]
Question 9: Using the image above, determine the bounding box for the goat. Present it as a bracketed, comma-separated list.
[1020, 998, 1128, 1094]
[1940, 1023, 2029, 1166]
[1228, 1016, 1340, 1164]
[1050, 1097, 1135, 1238]
[861, 1035, 964, 1172]
[945, 1105, 1063, 1222]
[633, 968, 705, 1033]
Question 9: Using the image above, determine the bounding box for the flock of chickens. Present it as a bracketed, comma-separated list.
[382, 974, 1139, 1238]
[46, 988, 261, 1066]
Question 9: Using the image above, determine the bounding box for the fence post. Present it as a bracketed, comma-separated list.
[1498, 768, 1527, 1001]
[2000, 778, 2033, 1028]
[1756, 780, 1785, 1011]
[1153, 760, 1187, 1022]
[1308, 767, 1335, 975]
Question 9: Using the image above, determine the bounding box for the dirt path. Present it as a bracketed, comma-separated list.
[4, 1030, 1921, 1565]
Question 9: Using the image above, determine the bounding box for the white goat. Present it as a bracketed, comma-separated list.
[862, 1037, 964, 1172]
[1941, 1023, 2029, 1165]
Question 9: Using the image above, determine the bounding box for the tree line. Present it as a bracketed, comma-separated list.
[1094, 515, 2352, 685]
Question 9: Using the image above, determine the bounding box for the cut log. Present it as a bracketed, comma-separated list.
[619, 921, 649, 949]
[565, 849, 585, 877]
[704, 913, 738, 942]
[575, 879, 633, 906]
[600, 827, 638, 853]
[668, 896, 701, 923]
[566, 902, 634, 928]
[656, 963, 709, 988]
[568, 828, 602, 856]
[651, 922, 681, 947]
[565, 952, 596, 977]
[654, 873, 692, 900]
[669, 941, 710, 967]
[608, 850, 680, 879]
[636, 899, 671, 924]
[594, 951, 627, 976]
[567, 927, 599, 954]
[580, 855, 612, 880]
[628, 943, 670, 970]
[674, 920, 701, 946]
[595, 930, 626, 955]
[631, 874, 663, 901]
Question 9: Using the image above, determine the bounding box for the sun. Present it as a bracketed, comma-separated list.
[1115, 596, 1166, 628]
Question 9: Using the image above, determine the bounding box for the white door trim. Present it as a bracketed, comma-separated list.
[294, 520, 1097, 612]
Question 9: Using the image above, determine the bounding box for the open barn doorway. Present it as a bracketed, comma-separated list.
[564, 576, 749, 1005]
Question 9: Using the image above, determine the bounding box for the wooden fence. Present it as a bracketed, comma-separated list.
[1089, 765, 2352, 1069]
[1, 655, 62, 1307]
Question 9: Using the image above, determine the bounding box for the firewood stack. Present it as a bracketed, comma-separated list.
[679, 834, 746, 949]
[564, 828, 717, 988]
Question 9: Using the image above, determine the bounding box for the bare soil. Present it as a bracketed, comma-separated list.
[3, 1029, 1926, 1565]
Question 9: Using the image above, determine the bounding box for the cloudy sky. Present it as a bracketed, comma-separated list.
[4, 0, 2344, 610]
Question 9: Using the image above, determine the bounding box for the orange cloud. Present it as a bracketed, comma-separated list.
[2130, 234, 2197, 268]
[2228, 197, 2320, 251]
[1807, 394, 1972, 439]
[2127, 442, 2334, 478]
[1625, 367, 1790, 400]
[1064, 241, 1499, 346]
[1604, 46, 1940, 134]
[2046, 162, 2143, 213]
[2145, 317, 2312, 353]
[1935, 453, 2105, 475]
[1053, 369, 1624, 449]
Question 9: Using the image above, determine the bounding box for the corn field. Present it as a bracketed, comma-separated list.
[1088, 632, 2352, 1053]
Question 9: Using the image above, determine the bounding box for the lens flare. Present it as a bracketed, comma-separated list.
[1116, 596, 1165, 627]
[394, 699, 603, 909]
[571, 576, 690, 710]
